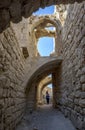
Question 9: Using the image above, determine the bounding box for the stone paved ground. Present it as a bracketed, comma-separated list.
[16, 104, 76, 130]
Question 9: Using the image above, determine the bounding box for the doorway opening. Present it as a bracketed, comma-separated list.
[42, 83, 53, 104]
[37, 74, 53, 106]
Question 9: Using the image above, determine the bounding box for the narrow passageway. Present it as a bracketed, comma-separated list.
[16, 105, 76, 130]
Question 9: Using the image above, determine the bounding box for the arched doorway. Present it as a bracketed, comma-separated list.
[31, 16, 62, 57]
[41, 83, 53, 105]
[37, 75, 52, 105]
[25, 58, 62, 111]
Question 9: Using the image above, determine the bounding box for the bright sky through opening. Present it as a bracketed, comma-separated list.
[34, 6, 55, 56]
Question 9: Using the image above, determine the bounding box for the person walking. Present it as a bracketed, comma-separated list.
[46, 91, 50, 104]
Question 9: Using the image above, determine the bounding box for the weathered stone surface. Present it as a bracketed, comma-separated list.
[0, 27, 26, 130]
[80, 75, 85, 84]
[0, 0, 11, 8]
[0, 9, 10, 32]
[74, 91, 81, 98]
[76, 116, 83, 130]
[0, 0, 84, 32]
[80, 92, 85, 99]
[82, 120, 85, 130]
[74, 99, 79, 105]
[9, 1, 22, 23]
[0, 1, 85, 130]
[59, 2, 85, 130]
[82, 84, 85, 91]
[79, 99, 85, 107]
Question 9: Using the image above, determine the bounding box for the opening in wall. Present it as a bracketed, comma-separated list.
[21, 47, 29, 58]
[42, 84, 53, 104]
[37, 37, 55, 56]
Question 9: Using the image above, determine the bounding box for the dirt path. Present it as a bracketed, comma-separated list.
[16, 104, 76, 130]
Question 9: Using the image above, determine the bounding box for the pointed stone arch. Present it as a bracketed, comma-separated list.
[31, 15, 62, 34]
[37, 76, 52, 104]
[31, 15, 63, 56]
[25, 56, 62, 110]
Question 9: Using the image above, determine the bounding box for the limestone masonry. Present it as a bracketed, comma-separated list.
[0, 1, 85, 130]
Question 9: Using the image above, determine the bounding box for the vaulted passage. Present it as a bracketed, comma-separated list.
[0, 1, 85, 130]
[25, 56, 62, 110]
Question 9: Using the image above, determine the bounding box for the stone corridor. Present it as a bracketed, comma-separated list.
[0, 0, 85, 130]
[16, 105, 76, 130]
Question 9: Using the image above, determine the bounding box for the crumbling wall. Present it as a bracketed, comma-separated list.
[0, 26, 26, 130]
[0, 0, 83, 33]
[0, 1, 85, 130]
[60, 2, 85, 130]
[11, 17, 37, 57]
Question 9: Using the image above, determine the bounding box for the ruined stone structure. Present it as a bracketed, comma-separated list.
[37, 76, 52, 104]
[0, 0, 85, 130]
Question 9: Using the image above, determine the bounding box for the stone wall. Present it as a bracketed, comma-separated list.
[0, 0, 83, 33]
[26, 83, 37, 112]
[0, 1, 85, 130]
[0, 27, 26, 130]
[59, 2, 85, 130]
[11, 17, 37, 57]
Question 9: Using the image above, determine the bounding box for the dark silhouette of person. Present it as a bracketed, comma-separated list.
[46, 91, 50, 104]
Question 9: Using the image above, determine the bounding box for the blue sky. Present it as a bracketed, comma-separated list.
[34, 6, 54, 15]
[34, 6, 54, 56]
[38, 37, 54, 56]
[48, 84, 52, 88]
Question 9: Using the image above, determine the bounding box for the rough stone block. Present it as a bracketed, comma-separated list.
[9, 1, 22, 23]
[74, 91, 81, 98]
[70, 110, 77, 127]
[0, 9, 10, 32]
[80, 75, 85, 84]
[76, 116, 83, 130]
[0, 0, 11, 8]
[82, 84, 85, 91]
[80, 92, 85, 99]
[74, 99, 79, 105]
[79, 99, 85, 107]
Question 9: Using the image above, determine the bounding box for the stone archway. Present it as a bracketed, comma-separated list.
[0, 1, 85, 130]
[31, 15, 63, 56]
[25, 56, 62, 111]
[37, 76, 52, 104]
[40, 82, 53, 105]
[0, 0, 83, 32]
[31, 15, 61, 32]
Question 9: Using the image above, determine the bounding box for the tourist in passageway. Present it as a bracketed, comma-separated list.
[46, 91, 50, 104]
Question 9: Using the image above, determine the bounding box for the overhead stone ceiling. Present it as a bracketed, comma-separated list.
[25, 57, 62, 94]
[0, 0, 84, 32]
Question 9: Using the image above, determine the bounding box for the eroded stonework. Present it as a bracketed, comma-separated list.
[0, 0, 84, 32]
[0, 1, 85, 130]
